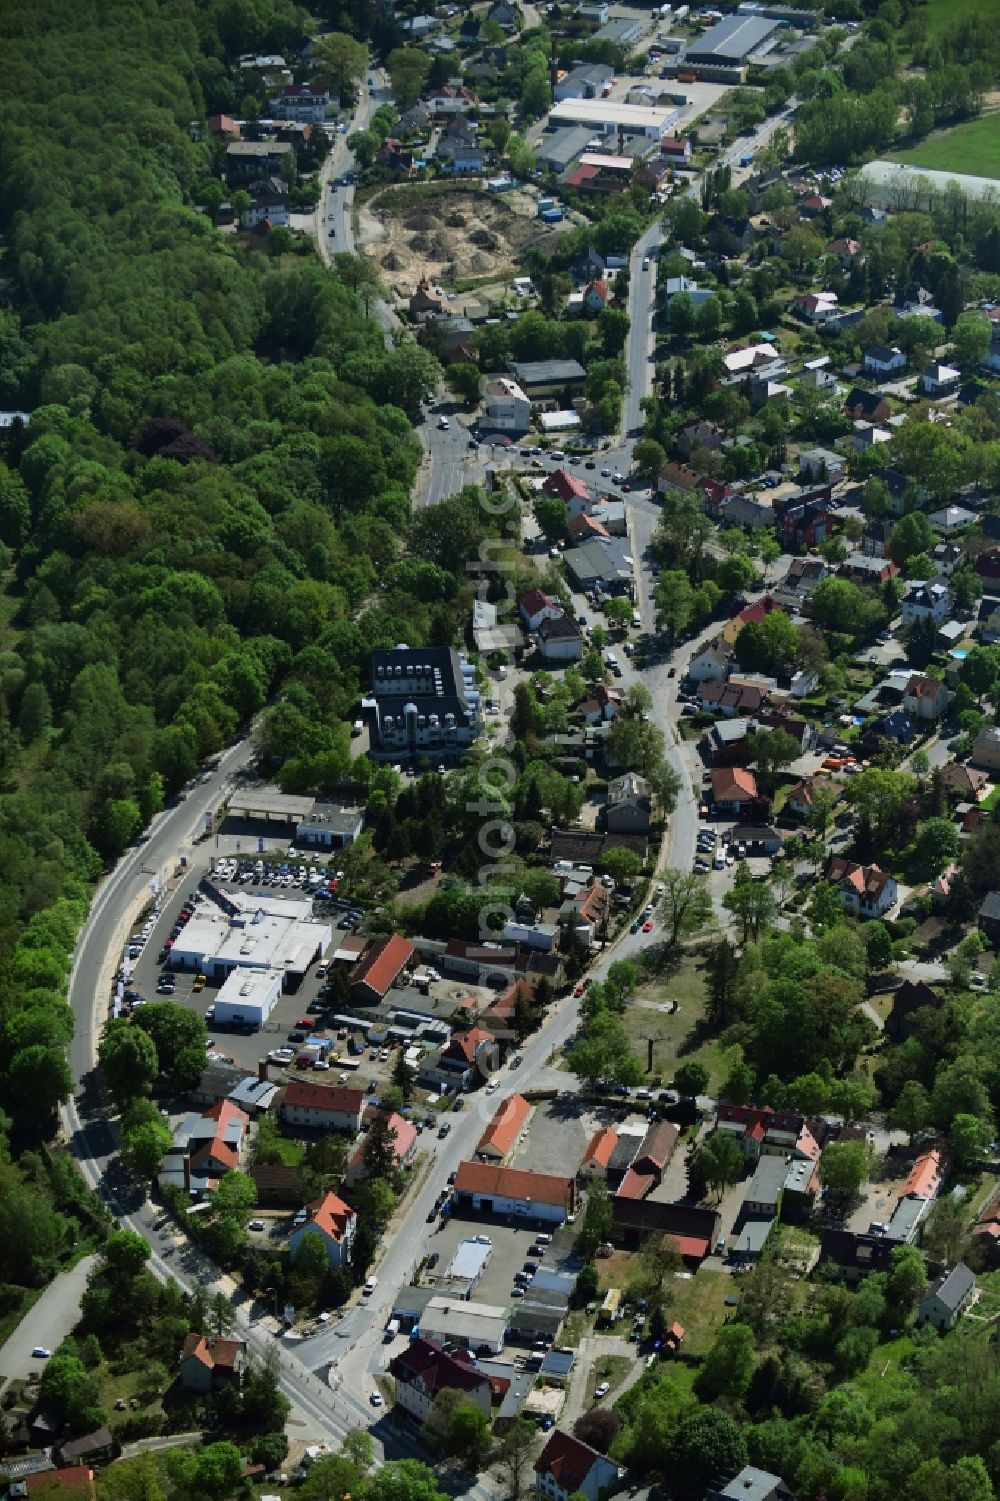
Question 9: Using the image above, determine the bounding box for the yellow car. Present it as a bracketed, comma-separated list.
[193, 974, 207, 992]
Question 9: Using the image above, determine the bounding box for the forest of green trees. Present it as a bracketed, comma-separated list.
[0, 0, 460, 1310]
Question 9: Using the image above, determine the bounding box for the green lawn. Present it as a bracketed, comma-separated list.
[922, 0, 999, 38]
[272, 1135, 306, 1166]
[623, 954, 729, 1089]
[889, 115, 1000, 182]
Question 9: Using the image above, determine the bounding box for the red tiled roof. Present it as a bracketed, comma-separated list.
[826, 856, 893, 900]
[906, 674, 942, 699]
[544, 470, 590, 503]
[27, 1470, 95, 1501]
[477, 1094, 531, 1158]
[710, 767, 758, 801]
[565, 163, 600, 188]
[204, 1098, 248, 1128]
[520, 587, 559, 616]
[455, 1160, 573, 1207]
[443, 1026, 495, 1065]
[672, 1234, 710, 1258]
[390, 1337, 489, 1395]
[581, 1126, 618, 1169]
[634, 1120, 679, 1172]
[352, 935, 415, 997]
[535, 1430, 608, 1488]
[282, 1080, 365, 1115]
[903, 1146, 948, 1199]
[304, 1189, 356, 1242]
[181, 1333, 243, 1371]
[616, 1167, 656, 1199]
[191, 1138, 237, 1172]
[569, 511, 610, 539]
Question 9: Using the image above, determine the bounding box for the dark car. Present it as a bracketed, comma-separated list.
[438, 1122, 452, 1138]
[427, 1252, 439, 1269]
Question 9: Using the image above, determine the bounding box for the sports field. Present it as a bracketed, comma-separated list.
[890, 114, 1000, 182]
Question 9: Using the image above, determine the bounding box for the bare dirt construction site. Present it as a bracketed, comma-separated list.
[357, 184, 565, 297]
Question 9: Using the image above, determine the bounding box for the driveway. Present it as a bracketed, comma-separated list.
[0, 1255, 98, 1391]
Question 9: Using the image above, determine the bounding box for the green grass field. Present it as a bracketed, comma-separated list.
[624, 953, 729, 1089]
[923, 0, 998, 38]
[889, 114, 1000, 182]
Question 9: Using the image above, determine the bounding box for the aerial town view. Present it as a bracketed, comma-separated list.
[4, 0, 1000, 1499]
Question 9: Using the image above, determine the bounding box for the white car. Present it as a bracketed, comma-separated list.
[594, 1382, 610, 1399]
[369, 1391, 383, 1406]
[485, 1080, 499, 1094]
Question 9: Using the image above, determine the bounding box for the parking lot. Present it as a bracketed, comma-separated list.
[426, 1204, 576, 1307]
[512, 1098, 602, 1177]
[124, 857, 382, 1079]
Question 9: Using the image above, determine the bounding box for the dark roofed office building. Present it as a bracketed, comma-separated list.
[508, 359, 587, 401]
[364, 644, 481, 761]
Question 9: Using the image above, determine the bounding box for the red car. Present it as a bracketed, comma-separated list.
[642, 920, 654, 933]
[295, 1018, 315, 1030]
[574, 983, 586, 997]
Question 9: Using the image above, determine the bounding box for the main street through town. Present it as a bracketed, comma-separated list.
[42, 89, 803, 1479]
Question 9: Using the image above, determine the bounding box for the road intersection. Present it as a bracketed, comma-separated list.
[45, 91, 802, 1474]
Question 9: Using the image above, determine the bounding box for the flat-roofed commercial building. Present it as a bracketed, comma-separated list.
[420, 1296, 508, 1354]
[213, 966, 284, 1028]
[169, 891, 330, 998]
[548, 98, 678, 139]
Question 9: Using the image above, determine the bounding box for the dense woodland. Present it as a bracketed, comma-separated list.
[0, 0, 465, 1328]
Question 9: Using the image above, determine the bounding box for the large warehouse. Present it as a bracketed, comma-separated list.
[548, 98, 678, 139]
[685, 13, 781, 64]
[169, 888, 330, 999]
[857, 160, 1000, 211]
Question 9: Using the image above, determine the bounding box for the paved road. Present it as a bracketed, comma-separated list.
[0, 1255, 98, 1392]
[51, 86, 807, 1468]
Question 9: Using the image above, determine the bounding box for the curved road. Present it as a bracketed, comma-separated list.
[53, 82, 800, 1471]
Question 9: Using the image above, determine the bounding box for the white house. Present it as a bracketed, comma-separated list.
[537, 614, 583, 662]
[389, 1338, 492, 1424]
[242, 179, 290, 229]
[287, 1191, 357, 1268]
[863, 344, 906, 377]
[535, 1430, 622, 1501]
[921, 361, 960, 397]
[903, 674, 949, 721]
[272, 84, 330, 122]
[918, 1263, 976, 1331]
[279, 1080, 366, 1133]
[453, 1161, 574, 1222]
[663, 276, 715, 311]
[901, 580, 950, 625]
[688, 639, 732, 684]
[483, 376, 531, 433]
[825, 857, 898, 919]
[519, 589, 564, 633]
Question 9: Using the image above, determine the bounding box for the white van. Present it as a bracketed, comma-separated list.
[363, 1276, 378, 1295]
[437, 416, 449, 430]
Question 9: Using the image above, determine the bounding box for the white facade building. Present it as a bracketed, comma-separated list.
[484, 376, 531, 433]
[213, 966, 283, 1029]
[548, 98, 678, 139]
